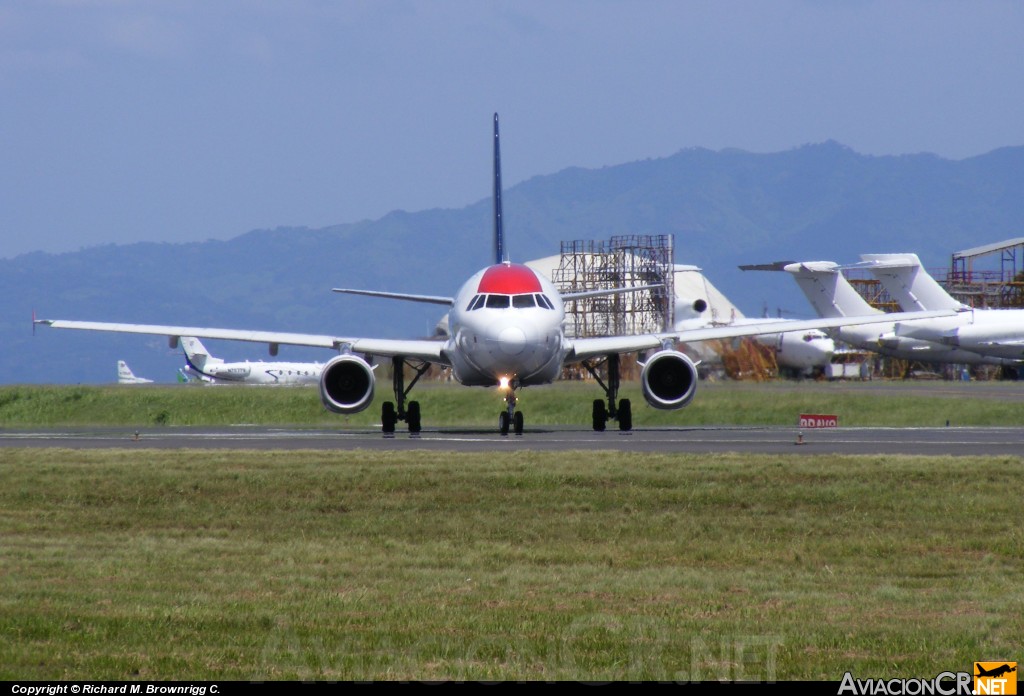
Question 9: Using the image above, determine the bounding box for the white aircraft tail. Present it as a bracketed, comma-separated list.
[180, 336, 223, 374]
[117, 360, 135, 382]
[855, 253, 966, 312]
[783, 261, 882, 318]
[117, 360, 152, 384]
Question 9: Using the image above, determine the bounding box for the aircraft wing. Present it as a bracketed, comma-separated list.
[35, 319, 448, 364]
[331, 285, 663, 304]
[561, 284, 664, 301]
[567, 310, 958, 363]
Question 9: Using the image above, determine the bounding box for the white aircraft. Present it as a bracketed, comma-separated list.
[117, 360, 153, 384]
[34, 115, 955, 434]
[180, 336, 324, 385]
[756, 325, 834, 375]
[751, 260, 1016, 367]
[672, 265, 834, 376]
[854, 253, 1024, 363]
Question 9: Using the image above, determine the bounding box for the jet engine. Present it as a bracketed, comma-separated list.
[640, 349, 698, 410]
[319, 354, 375, 414]
[674, 298, 708, 322]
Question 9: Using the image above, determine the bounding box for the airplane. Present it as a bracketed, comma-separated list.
[853, 253, 1024, 363]
[742, 261, 1019, 367]
[975, 664, 1017, 679]
[753, 324, 834, 376]
[34, 114, 957, 434]
[180, 336, 324, 385]
[458, 259, 832, 376]
[672, 265, 834, 376]
[117, 360, 154, 384]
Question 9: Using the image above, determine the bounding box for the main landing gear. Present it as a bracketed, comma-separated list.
[582, 353, 633, 432]
[498, 380, 524, 436]
[381, 356, 431, 434]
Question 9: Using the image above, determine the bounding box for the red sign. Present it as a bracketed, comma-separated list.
[799, 414, 838, 428]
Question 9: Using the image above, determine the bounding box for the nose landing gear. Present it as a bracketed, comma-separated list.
[498, 379, 524, 435]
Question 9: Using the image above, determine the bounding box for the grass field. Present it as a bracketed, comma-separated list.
[3, 379, 1024, 428]
[1, 448, 1021, 681]
[1, 382, 1022, 680]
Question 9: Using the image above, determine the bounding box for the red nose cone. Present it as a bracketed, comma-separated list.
[477, 263, 542, 294]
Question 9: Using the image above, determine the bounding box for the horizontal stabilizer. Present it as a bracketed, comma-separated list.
[842, 254, 922, 270]
[332, 288, 454, 305]
[738, 261, 797, 272]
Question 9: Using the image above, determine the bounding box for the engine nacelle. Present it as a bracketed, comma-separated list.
[674, 297, 708, 322]
[319, 354, 375, 414]
[640, 349, 698, 410]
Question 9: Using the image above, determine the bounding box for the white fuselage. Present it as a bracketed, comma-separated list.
[675, 317, 834, 373]
[444, 263, 568, 387]
[894, 309, 1024, 361]
[187, 361, 323, 385]
[759, 328, 834, 372]
[834, 321, 1012, 365]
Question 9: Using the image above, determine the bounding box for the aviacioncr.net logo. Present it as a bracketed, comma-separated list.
[974, 662, 1017, 695]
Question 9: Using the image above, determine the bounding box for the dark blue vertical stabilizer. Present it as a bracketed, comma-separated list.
[493, 113, 507, 264]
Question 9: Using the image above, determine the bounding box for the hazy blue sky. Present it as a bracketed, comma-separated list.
[2, 0, 1022, 259]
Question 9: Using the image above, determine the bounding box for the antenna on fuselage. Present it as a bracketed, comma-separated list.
[493, 112, 508, 265]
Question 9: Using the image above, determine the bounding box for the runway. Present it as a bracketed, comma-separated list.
[3, 424, 1023, 456]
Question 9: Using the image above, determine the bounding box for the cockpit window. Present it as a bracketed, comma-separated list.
[469, 293, 549, 310]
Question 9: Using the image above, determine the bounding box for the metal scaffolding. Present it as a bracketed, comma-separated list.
[843, 271, 900, 313]
[551, 234, 675, 338]
[947, 238, 1024, 308]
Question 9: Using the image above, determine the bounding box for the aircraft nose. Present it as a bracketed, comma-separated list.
[498, 326, 527, 355]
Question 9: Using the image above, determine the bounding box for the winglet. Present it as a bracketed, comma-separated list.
[31, 310, 51, 335]
[493, 113, 507, 265]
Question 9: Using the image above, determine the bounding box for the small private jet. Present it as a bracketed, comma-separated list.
[180, 336, 323, 385]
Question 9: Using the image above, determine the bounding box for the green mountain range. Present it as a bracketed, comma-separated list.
[5, 141, 1023, 384]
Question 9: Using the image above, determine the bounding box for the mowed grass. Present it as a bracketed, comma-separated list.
[3, 379, 1024, 428]
[1, 448, 1021, 680]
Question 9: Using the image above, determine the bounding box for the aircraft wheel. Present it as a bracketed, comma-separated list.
[382, 402, 397, 434]
[618, 398, 633, 432]
[513, 410, 524, 435]
[592, 399, 607, 432]
[499, 411, 511, 436]
[407, 400, 422, 433]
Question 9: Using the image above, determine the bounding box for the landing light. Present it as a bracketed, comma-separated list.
[499, 376, 510, 390]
